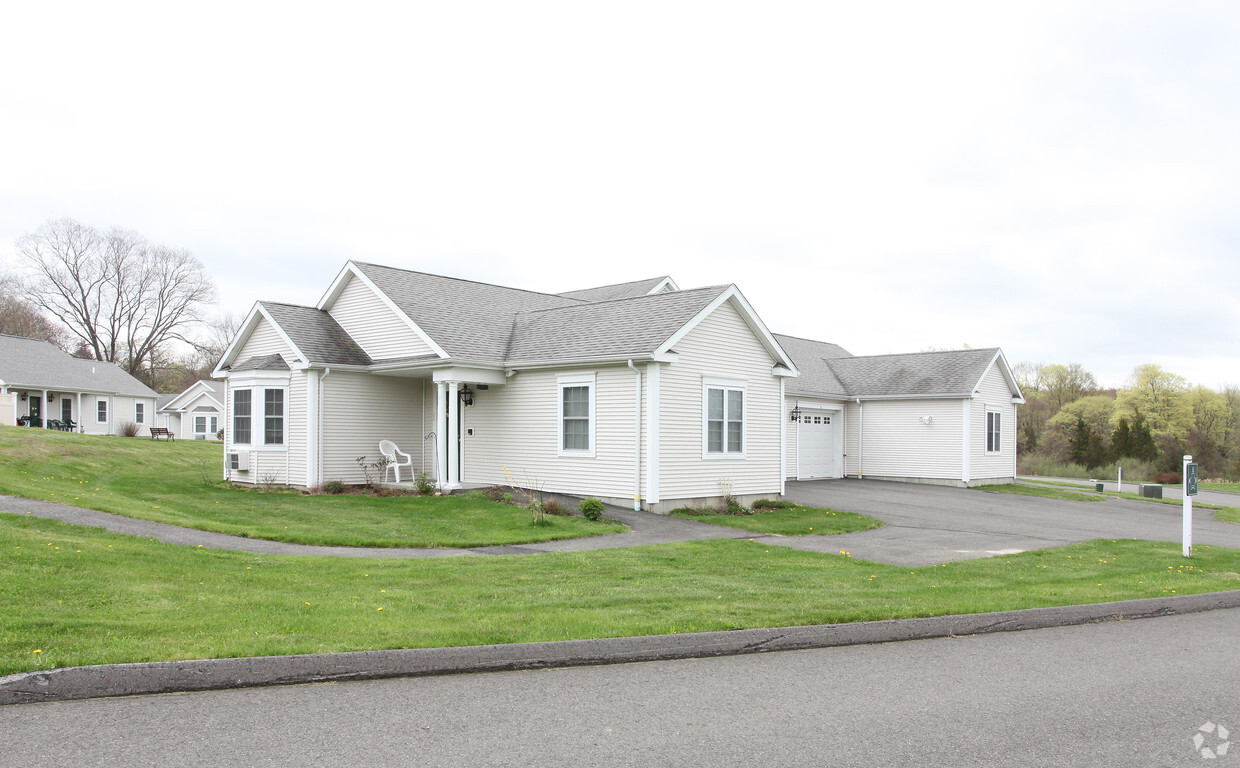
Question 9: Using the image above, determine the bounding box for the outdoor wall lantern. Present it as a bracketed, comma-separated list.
[48, 393, 56, 402]
[789, 405, 802, 422]
[459, 384, 475, 407]
[20, 393, 27, 401]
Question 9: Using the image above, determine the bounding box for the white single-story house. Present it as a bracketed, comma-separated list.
[0, 334, 160, 435]
[157, 379, 224, 440]
[213, 263, 1023, 511]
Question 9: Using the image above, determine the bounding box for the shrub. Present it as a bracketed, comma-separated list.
[543, 498, 570, 516]
[483, 486, 508, 503]
[414, 471, 435, 495]
[1152, 471, 1183, 485]
[119, 421, 140, 437]
[324, 480, 345, 494]
[753, 499, 797, 510]
[579, 497, 606, 521]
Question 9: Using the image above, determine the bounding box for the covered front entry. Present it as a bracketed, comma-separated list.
[797, 409, 841, 479]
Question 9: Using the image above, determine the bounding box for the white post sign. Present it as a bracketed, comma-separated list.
[1183, 454, 1195, 558]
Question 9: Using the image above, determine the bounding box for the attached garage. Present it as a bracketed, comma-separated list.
[790, 404, 844, 480]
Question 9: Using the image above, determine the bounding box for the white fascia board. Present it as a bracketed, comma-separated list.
[431, 366, 509, 386]
[500, 353, 661, 371]
[161, 381, 221, 412]
[970, 349, 1026, 404]
[654, 285, 798, 373]
[318, 261, 449, 360]
[646, 277, 680, 294]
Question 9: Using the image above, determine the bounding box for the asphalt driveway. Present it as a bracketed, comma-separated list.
[775, 479, 1240, 566]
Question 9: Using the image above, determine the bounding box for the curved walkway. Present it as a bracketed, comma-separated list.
[5, 478, 1240, 565]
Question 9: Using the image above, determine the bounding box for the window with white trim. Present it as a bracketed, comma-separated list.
[986, 409, 1002, 454]
[233, 390, 252, 444]
[557, 373, 595, 457]
[96, 400, 108, 423]
[264, 389, 284, 445]
[703, 379, 745, 457]
[135, 403, 145, 424]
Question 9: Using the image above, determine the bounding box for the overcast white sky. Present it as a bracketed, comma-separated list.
[2, 1, 1237, 389]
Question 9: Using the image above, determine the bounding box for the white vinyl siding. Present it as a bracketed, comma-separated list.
[971, 363, 1018, 481]
[320, 371, 426, 484]
[328, 275, 435, 361]
[659, 300, 782, 500]
[236, 316, 294, 362]
[463, 366, 639, 499]
[846, 399, 964, 480]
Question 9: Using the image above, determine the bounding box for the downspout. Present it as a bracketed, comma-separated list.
[855, 398, 864, 479]
[627, 360, 642, 511]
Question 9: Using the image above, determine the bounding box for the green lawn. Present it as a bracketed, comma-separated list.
[1204, 481, 1240, 493]
[672, 504, 882, 535]
[4, 512, 1239, 675]
[978, 484, 1107, 502]
[0, 428, 625, 547]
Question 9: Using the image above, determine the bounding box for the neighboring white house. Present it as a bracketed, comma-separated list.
[157, 379, 224, 440]
[0, 334, 159, 435]
[213, 263, 1023, 510]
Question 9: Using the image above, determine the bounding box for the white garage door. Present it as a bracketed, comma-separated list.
[798, 411, 837, 479]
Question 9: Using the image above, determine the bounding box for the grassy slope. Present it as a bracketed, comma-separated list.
[3, 513, 1239, 675]
[0, 428, 625, 547]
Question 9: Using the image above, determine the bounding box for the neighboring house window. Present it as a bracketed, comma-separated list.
[986, 409, 1002, 454]
[195, 415, 219, 437]
[61, 399, 72, 422]
[135, 403, 145, 424]
[264, 389, 284, 445]
[704, 379, 745, 456]
[96, 400, 108, 423]
[557, 373, 595, 457]
[233, 390, 252, 444]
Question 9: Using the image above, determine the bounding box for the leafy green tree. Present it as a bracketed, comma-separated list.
[1114, 364, 1192, 438]
[1041, 363, 1098, 408]
[1109, 417, 1133, 462]
[1048, 394, 1115, 440]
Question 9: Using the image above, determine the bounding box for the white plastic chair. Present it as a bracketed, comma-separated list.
[378, 440, 414, 483]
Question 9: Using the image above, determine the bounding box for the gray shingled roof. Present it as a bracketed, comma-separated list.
[351, 263, 581, 361]
[260, 302, 373, 366]
[231, 353, 291, 372]
[774, 334, 853, 396]
[557, 276, 672, 303]
[0, 335, 157, 397]
[506, 286, 731, 363]
[829, 348, 1002, 398]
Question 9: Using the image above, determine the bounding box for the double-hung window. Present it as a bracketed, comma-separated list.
[704, 379, 745, 457]
[135, 403, 145, 424]
[233, 390, 252, 444]
[558, 373, 595, 457]
[264, 389, 284, 445]
[96, 400, 108, 423]
[986, 409, 1002, 454]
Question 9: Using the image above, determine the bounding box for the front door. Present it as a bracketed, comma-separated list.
[798, 411, 838, 479]
[29, 396, 41, 426]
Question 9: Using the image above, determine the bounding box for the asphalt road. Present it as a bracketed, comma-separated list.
[3, 607, 1237, 767]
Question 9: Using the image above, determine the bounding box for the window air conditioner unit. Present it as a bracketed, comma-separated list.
[226, 451, 249, 471]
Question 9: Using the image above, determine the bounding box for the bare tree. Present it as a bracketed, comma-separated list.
[17, 218, 217, 376]
[0, 272, 66, 346]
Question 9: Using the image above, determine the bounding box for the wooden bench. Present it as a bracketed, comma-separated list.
[149, 427, 174, 440]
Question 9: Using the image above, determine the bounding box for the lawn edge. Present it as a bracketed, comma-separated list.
[6, 589, 1239, 707]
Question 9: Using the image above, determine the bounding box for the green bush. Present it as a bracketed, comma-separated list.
[543, 498, 571, 516]
[753, 499, 797, 510]
[414, 472, 435, 495]
[578, 497, 605, 521]
[323, 480, 345, 494]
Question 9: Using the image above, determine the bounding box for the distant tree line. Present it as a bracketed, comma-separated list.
[1015, 362, 1240, 481]
[1, 217, 238, 393]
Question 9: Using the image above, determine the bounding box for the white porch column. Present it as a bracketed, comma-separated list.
[961, 398, 972, 485]
[446, 380, 461, 490]
[42, 390, 50, 428]
[435, 381, 448, 489]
